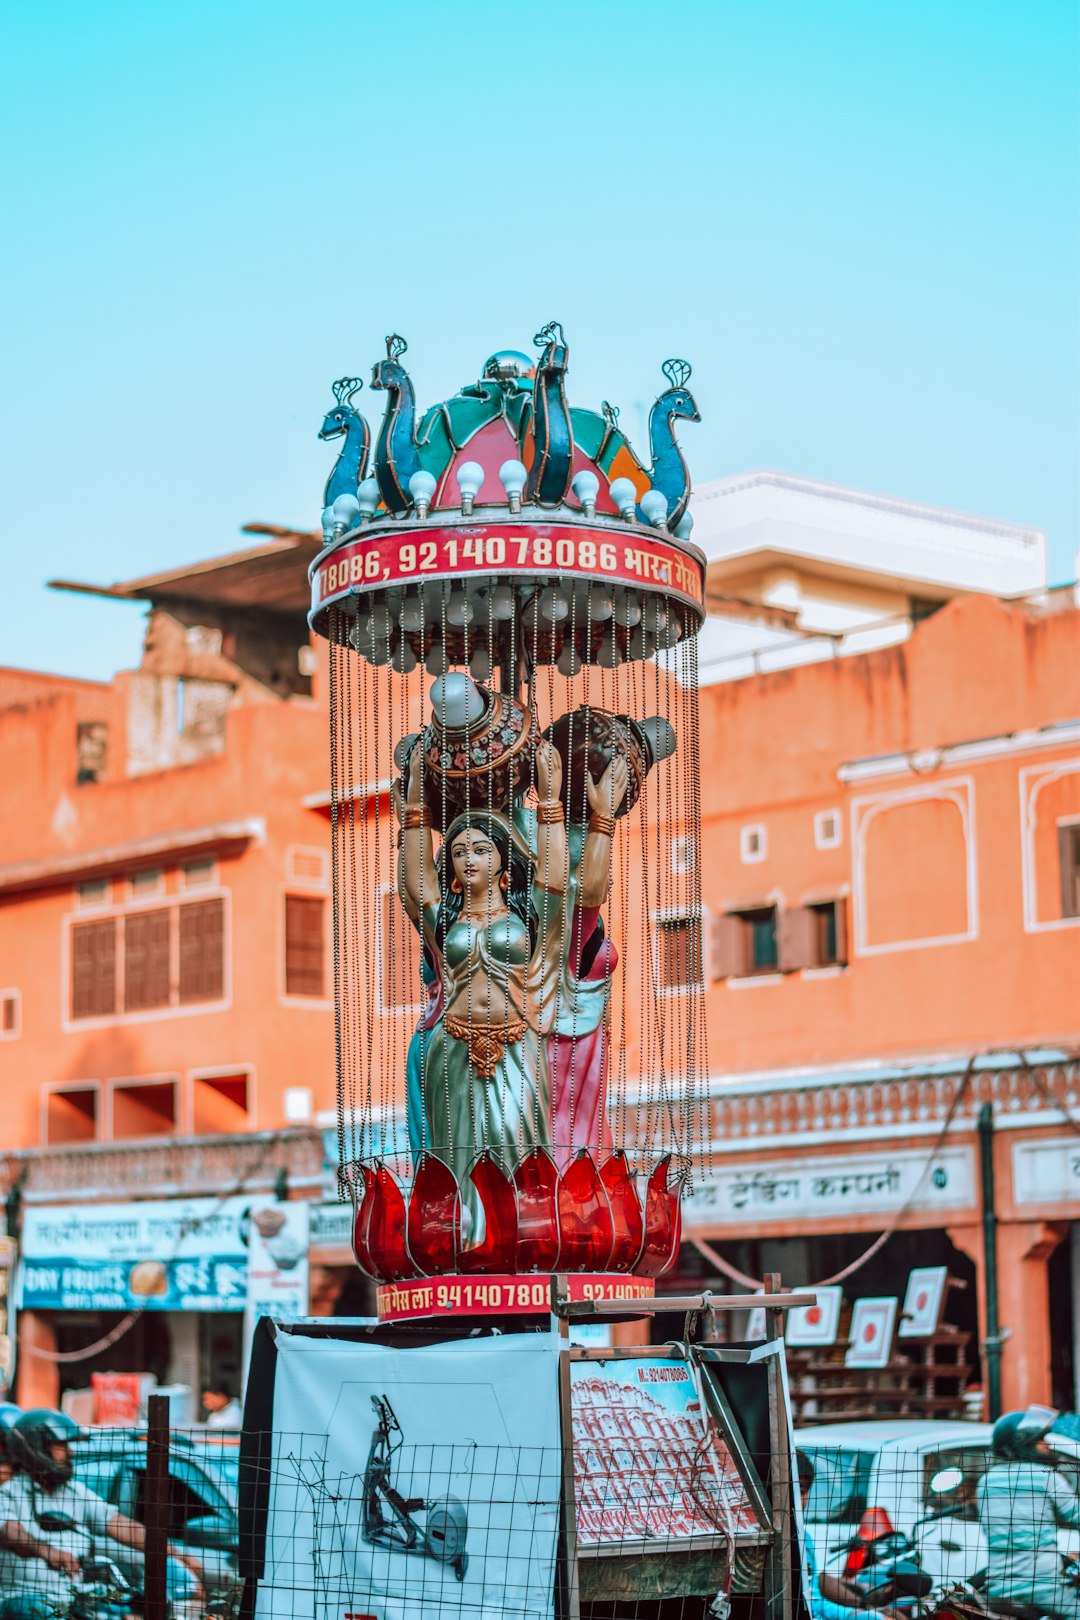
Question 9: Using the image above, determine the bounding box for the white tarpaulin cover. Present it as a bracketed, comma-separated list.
[254, 1330, 562, 1620]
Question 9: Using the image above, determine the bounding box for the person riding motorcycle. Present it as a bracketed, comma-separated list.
[0, 1408, 204, 1616]
[0, 1405, 72, 1620]
[976, 1405, 1080, 1620]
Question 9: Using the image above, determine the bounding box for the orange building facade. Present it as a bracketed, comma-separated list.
[1, 500, 1078, 1416]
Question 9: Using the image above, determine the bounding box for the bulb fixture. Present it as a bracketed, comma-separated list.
[499, 459, 528, 514]
[608, 477, 637, 520]
[357, 478, 381, 520]
[571, 470, 600, 518]
[456, 461, 485, 516]
[639, 489, 669, 530]
[408, 470, 437, 519]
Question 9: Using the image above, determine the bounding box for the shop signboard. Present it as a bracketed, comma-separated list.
[1012, 1138, 1080, 1209]
[569, 1356, 758, 1547]
[309, 1200, 353, 1252]
[243, 1199, 310, 1350]
[248, 1328, 561, 1620]
[18, 1198, 251, 1312]
[683, 1146, 975, 1227]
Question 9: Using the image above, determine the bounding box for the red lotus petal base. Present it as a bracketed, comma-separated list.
[350, 1148, 684, 1286]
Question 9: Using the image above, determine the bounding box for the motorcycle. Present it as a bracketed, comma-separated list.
[827, 1513, 935, 1616]
[33, 1509, 199, 1620]
[360, 1394, 469, 1583]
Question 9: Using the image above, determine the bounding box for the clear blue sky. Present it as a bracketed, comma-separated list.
[2, 0, 1077, 681]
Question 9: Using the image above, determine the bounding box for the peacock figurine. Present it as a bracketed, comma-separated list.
[636, 359, 700, 530]
[319, 377, 371, 508]
[523, 320, 575, 508]
[370, 334, 423, 515]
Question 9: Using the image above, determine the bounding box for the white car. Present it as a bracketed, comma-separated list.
[796, 1418, 996, 1586]
[797, 1418, 1080, 1590]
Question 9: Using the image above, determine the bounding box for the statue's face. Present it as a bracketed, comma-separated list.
[450, 828, 503, 892]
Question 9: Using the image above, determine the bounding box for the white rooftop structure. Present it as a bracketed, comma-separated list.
[690, 470, 1048, 684]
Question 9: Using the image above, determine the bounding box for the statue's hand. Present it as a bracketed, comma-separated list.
[588, 754, 629, 819]
[406, 746, 424, 806]
[535, 738, 563, 804]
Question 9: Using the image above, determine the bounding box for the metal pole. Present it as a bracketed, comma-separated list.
[764, 1272, 793, 1620]
[144, 1393, 170, 1620]
[978, 1102, 1004, 1421]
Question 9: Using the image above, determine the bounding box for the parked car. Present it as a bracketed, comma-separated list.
[69, 1427, 240, 1601]
[796, 1419, 996, 1586]
[797, 1417, 1080, 1590]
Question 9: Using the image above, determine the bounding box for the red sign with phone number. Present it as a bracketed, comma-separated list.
[310, 522, 705, 622]
[375, 1272, 656, 1322]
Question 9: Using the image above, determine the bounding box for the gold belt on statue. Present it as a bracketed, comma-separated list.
[444, 1012, 526, 1079]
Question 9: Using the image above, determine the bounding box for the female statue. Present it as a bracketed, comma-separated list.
[399, 740, 570, 1239]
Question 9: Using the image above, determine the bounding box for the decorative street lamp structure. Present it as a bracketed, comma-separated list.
[311, 325, 709, 1322]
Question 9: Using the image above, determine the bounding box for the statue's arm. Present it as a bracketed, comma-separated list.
[533, 739, 569, 896]
[400, 751, 438, 913]
[579, 756, 630, 908]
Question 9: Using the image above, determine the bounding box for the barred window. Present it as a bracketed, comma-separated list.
[72, 919, 117, 1018]
[285, 895, 326, 997]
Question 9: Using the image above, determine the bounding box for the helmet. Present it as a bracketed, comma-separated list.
[8, 1409, 79, 1488]
[992, 1405, 1057, 1461]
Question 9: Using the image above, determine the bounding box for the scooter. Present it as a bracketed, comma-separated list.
[832, 1517, 935, 1616]
[34, 1511, 133, 1620]
[360, 1394, 468, 1582]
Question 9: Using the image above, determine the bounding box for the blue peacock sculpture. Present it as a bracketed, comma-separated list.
[524, 321, 575, 508]
[371, 334, 423, 515]
[319, 377, 371, 507]
[636, 359, 700, 530]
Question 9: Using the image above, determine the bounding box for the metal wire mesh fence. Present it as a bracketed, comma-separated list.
[17, 1381, 1080, 1619]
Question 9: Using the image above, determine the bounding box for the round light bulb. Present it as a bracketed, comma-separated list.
[596, 630, 622, 669]
[639, 489, 669, 530]
[408, 470, 437, 518]
[608, 477, 637, 520]
[446, 591, 475, 627]
[626, 627, 647, 660]
[357, 478, 381, 519]
[399, 594, 425, 633]
[368, 639, 391, 667]
[469, 643, 492, 682]
[391, 640, 418, 674]
[557, 642, 582, 678]
[369, 602, 392, 638]
[588, 587, 614, 622]
[331, 493, 362, 532]
[539, 587, 570, 621]
[614, 589, 641, 628]
[571, 470, 600, 516]
[456, 461, 485, 514]
[499, 459, 528, 512]
[425, 641, 449, 676]
[490, 585, 515, 620]
[673, 510, 694, 541]
[320, 506, 336, 542]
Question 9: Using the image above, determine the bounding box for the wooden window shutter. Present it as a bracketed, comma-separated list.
[1060, 825, 1080, 920]
[833, 898, 850, 964]
[708, 914, 748, 981]
[179, 898, 225, 1003]
[658, 916, 702, 990]
[381, 889, 420, 1007]
[124, 909, 171, 1011]
[71, 919, 117, 1018]
[285, 895, 325, 997]
[779, 906, 818, 972]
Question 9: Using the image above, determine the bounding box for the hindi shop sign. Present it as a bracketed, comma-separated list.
[18, 1198, 251, 1313]
[683, 1147, 975, 1227]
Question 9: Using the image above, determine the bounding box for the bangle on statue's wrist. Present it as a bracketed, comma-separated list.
[589, 813, 616, 838]
[536, 800, 564, 824]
